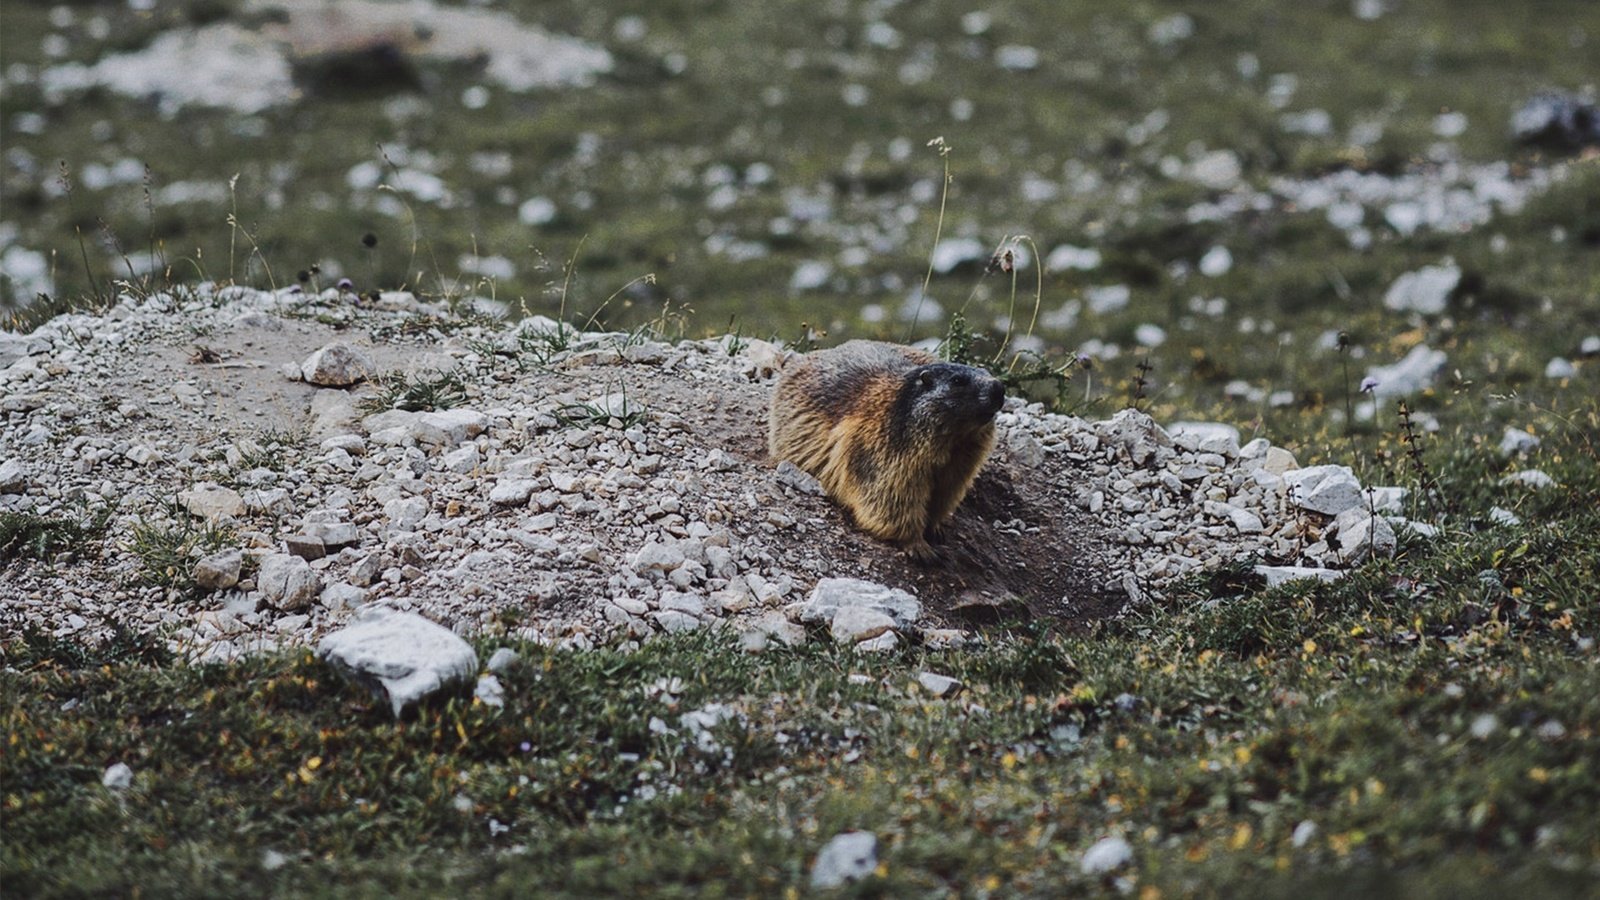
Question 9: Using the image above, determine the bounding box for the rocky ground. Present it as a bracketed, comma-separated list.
[2, 285, 1427, 659]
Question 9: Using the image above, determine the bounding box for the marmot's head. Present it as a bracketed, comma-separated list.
[898, 362, 1005, 436]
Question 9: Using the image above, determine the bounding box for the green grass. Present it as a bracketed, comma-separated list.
[0, 504, 113, 566]
[358, 369, 470, 414]
[4, 429, 1597, 896]
[125, 503, 239, 596]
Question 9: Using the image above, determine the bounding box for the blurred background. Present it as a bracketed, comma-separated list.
[1, 0, 1596, 439]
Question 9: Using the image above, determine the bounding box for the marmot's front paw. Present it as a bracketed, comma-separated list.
[904, 539, 940, 564]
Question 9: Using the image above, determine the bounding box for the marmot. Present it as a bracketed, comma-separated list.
[768, 340, 1005, 560]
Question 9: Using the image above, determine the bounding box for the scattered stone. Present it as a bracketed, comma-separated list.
[1383, 263, 1460, 315]
[489, 479, 538, 507]
[1254, 565, 1347, 588]
[632, 539, 687, 574]
[1489, 507, 1522, 527]
[257, 553, 322, 610]
[1501, 469, 1555, 489]
[178, 483, 245, 520]
[830, 607, 896, 643]
[486, 647, 519, 673]
[1330, 507, 1397, 564]
[1262, 446, 1298, 474]
[1080, 835, 1133, 874]
[1499, 427, 1540, 457]
[414, 408, 488, 446]
[1364, 345, 1447, 399]
[1545, 357, 1576, 379]
[474, 674, 506, 708]
[1291, 820, 1318, 848]
[193, 548, 243, 591]
[916, 672, 963, 698]
[799, 577, 921, 630]
[284, 534, 327, 561]
[810, 831, 878, 889]
[1511, 92, 1600, 152]
[774, 461, 824, 495]
[101, 762, 134, 791]
[316, 607, 479, 717]
[1283, 465, 1364, 516]
[0, 459, 30, 494]
[300, 342, 375, 386]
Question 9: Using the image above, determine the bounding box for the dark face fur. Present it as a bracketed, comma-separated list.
[899, 362, 1005, 435]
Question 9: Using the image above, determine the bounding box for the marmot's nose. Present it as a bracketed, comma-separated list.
[982, 379, 1005, 415]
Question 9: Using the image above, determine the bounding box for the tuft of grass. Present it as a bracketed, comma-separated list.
[125, 503, 238, 595]
[359, 369, 469, 413]
[0, 503, 113, 566]
[1, 622, 174, 671]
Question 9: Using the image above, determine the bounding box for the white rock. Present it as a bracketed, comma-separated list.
[1262, 446, 1298, 474]
[1198, 245, 1233, 277]
[101, 762, 134, 791]
[1581, 335, 1600, 356]
[316, 608, 479, 717]
[1169, 422, 1241, 456]
[1383, 264, 1460, 315]
[489, 479, 538, 507]
[384, 496, 430, 529]
[486, 647, 519, 673]
[1331, 508, 1397, 564]
[632, 539, 687, 574]
[193, 548, 243, 591]
[830, 607, 896, 643]
[798, 577, 921, 630]
[413, 408, 488, 446]
[243, 487, 294, 517]
[0, 459, 30, 494]
[1500, 469, 1555, 489]
[257, 553, 322, 611]
[930, 237, 989, 274]
[303, 521, 359, 548]
[1080, 835, 1133, 874]
[1544, 357, 1576, 379]
[1044, 244, 1101, 272]
[855, 631, 900, 652]
[652, 610, 701, 633]
[1283, 465, 1364, 516]
[1254, 565, 1347, 588]
[319, 582, 367, 610]
[300, 342, 375, 386]
[474, 674, 506, 708]
[1364, 345, 1447, 399]
[916, 672, 963, 698]
[810, 832, 878, 889]
[1498, 427, 1539, 457]
[178, 483, 245, 520]
[1187, 150, 1242, 190]
[1291, 820, 1318, 848]
[1489, 507, 1522, 527]
[1364, 486, 1407, 514]
[442, 444, 479, 474]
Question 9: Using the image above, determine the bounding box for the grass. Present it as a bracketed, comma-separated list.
[3, 430, 1597, 896]
[358, 369, 470, 414]
[125, 502, 239, 596]
[0, 503, 114, 566]
[4, 0, 1600, 893]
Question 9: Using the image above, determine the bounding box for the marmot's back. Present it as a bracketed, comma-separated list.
[768, 340, 1004, 560]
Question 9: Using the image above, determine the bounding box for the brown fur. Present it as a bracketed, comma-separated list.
[769, 340, 1005, 560]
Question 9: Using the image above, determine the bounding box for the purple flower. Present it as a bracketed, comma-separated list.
[519, 741, 532, 753]
[337, 278, 355, 291]
[1359, 376, 1380, 393]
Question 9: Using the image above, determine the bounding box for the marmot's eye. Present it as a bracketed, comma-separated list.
[918, 371, 935, 389]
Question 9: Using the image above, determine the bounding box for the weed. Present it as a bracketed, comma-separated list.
[0, 503, 113, 566]
[359, 369, 469, 413]
[1, 622, 173, 670]
[553, 386, 648, 431]
[125, 502, 237, 595]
